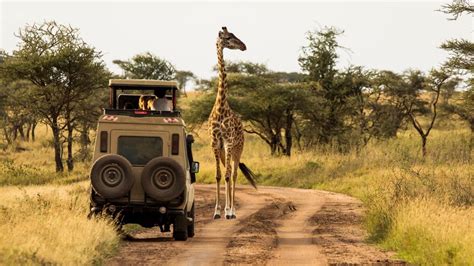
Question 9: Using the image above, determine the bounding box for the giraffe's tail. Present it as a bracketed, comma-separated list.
[239, 163, 258, 189]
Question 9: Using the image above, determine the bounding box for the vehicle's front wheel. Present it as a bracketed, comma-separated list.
[173, 214, 188, 241]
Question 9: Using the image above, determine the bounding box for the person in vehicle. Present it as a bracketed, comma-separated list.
[139, 95, 147, 110]
[151, 90, 171, 111]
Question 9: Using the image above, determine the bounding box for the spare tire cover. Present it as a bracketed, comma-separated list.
[141, 157, 185, 202]
[90, 154, 134, 199]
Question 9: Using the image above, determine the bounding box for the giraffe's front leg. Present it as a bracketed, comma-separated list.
[212, 147, 222, 219]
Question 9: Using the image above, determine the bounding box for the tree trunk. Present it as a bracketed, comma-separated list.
[79, 124, 91, 162]
[31, 122, 37, 142]
[51, 121, 64, 172]
[3, 127, 11, 145]
[12, 125, 18, 141]
[270, 135, 278, 156]
[284, 110, 293, 157]
[18, 125, 25, 141]
[421, 136, 427, 157]
[293, 120, 304, 151]
[26, 123, 31, 141]
[66, 121, 74, 171]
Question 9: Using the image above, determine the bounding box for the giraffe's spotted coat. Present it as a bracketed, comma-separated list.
[208, 27, 247, 219]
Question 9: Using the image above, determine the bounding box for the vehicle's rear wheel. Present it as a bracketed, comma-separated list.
[173, 214, 188, 241]
[187, 203, 195, 238]
[141, 157, 185, 202]
[90, 154, 134, 199]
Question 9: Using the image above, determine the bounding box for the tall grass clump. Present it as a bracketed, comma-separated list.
[0, 159, 55, 185]
[0, 184, 119, 264]
[385, 199, 474, 264]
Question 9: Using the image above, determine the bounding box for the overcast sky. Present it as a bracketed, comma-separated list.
[1, 1, 472, 80]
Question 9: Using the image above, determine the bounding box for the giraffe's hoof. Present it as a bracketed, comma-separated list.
[213, 214, 221, 219]
[225, 215, 232, 220]
[231, 214, 236, 219]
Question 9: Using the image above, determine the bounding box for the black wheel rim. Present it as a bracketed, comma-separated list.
[152, 167, 175, 189]
[100, 163, 124, 187]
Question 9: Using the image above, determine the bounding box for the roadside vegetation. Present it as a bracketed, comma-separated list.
[0, 128, 119, 264]
[190, 120, 473, 265]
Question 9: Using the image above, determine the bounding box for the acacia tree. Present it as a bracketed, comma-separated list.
[368, 71, 410, 139]
[72, 87, 108, 162]
[298, 27, 357, 146]
[113, 52, 175, 80]
[401, 70, 450, 157]
[0, 80, 40, 143]
[0, 21, 108, 172]
[238, 82, 310, 156]
[175, 70, 195, 96]
[440, 0, 474, 148]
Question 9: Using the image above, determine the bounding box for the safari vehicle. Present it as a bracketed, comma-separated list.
[89, 79, 199, 241]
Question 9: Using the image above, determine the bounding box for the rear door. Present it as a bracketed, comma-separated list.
[111, 130, 169, 201]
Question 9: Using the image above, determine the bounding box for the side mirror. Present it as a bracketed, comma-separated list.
[191, 161, 200, 173]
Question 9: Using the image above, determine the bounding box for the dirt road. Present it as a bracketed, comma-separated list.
[108, 185, 404, 265]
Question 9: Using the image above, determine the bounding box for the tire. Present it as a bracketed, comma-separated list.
[173, 214, 188, 241]
[187, 203, 195, 238]
[141, 157, 185, 202]
[90, 154, 134, 199]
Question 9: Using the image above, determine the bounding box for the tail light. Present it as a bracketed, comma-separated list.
[100, 131, 108, 152]
[171, 134, 179, 155]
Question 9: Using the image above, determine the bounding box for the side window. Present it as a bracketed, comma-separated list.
[117, 136, 163, 165]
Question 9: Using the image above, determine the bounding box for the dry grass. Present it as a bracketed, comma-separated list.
[0, 126, 118, 264]
[0, 183, 119, 264]
[386, 199, 474, 264]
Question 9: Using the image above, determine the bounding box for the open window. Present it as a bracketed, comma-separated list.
[108, 79, 178, 112]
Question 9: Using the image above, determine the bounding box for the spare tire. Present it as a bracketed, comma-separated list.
[90, 154, 134, 199]
[141, 157, 185, 202]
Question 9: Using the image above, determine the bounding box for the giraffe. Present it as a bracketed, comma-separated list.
[208, 27, 257, 220]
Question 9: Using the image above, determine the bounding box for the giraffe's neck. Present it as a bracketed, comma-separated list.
[214, 40, 228, 117]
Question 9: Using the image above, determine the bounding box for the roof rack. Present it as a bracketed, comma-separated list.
[109, 79, 178, 88]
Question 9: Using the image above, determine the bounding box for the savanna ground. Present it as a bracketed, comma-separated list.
[0, 93, 473, 264]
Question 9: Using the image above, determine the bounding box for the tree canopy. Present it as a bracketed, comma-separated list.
[0, 21, 109, 171]
[113, 52, 175, 80]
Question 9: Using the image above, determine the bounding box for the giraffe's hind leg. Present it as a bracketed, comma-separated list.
[230, 147, 243, 219]
[212, 144, 223, 219]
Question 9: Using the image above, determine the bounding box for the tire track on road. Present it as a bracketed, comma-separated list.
[165, 186, 269, 266]
[266, 187, 328, 265]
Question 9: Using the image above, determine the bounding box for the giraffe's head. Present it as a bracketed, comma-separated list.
[218, 27, 246, 51]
